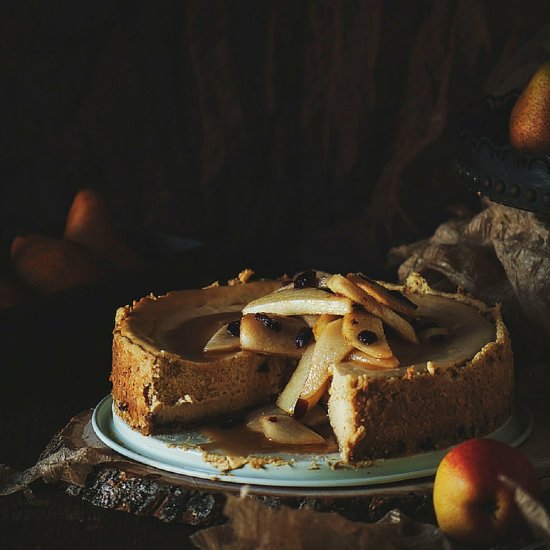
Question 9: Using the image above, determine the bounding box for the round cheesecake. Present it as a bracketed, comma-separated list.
[110, 273, 513, 462]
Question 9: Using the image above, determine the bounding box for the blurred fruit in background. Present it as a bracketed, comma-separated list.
[64, 188, 141, 272]
[3, 188, 143, 301]
[510, 61, 550, 154]
[11, 233, 106, 295]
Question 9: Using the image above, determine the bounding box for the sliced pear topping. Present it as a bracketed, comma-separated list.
[245, 404, 282, 432]
[295, 326, 314, 349]
[341, 310, 393, 359]
[313, 313, 339, 340]
[242, 287, 353, 317]
[300, 318, 353, 404]
[326, 274, 418, 344]
[346, 350, 400, 369]
[258, 413, 325, 445]
[203, 322, 241, 353]
[348, 273, 418, 316]
[239, 313, 308, 358]
[276, 344, 316, 415]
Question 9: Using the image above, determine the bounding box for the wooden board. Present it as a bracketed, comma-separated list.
[8, 408, 548, 527]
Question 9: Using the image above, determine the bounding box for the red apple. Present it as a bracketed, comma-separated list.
[433, 438, 539, 545]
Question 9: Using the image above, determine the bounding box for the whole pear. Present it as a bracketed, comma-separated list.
[509, 61, 550, 154]
[64, 188, 140, 271]
[11, 233, 106, 294]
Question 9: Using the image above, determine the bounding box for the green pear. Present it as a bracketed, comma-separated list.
[509, 61, 550, 154]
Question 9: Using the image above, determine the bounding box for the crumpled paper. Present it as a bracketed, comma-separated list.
[0, 410, 120, 496]
[501, 476, 550, 543]
[191, 486, 550, 550]
[392, 202, 550, 357]
[191, 493, 451, 550]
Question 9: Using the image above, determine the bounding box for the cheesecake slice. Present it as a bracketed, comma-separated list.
[328, 279, 513, 461]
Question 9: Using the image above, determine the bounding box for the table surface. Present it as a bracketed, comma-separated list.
[2, 258, 550, 550]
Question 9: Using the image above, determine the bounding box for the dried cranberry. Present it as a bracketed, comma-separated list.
[255, 313, 282, 332]
[295, 326, 313, 348]
[227, 319, 241, 337]
[294, 269, 317, 289]
[358, 330, 378, 345]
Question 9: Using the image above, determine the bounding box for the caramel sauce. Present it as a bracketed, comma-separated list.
[198, 417, 338, 457]
[158, 312, 240, 362]
[390, 294, 496, 369]
[390, 334, 451, 366]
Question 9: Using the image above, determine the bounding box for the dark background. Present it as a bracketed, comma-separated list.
[2, 3, 550, 547]
[3, 0, 550, 279]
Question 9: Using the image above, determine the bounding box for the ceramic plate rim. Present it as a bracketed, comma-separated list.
[92, 395, 532, 488]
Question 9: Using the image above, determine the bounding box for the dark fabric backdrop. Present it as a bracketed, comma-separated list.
[2, 1, 550, 277]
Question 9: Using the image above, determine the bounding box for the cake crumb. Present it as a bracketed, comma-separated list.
[228, 269, 255, 286]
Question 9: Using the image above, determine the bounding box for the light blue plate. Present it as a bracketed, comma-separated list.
[92, 395, 532, 488]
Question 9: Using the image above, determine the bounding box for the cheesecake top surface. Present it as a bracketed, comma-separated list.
[115, 273, 500, 376]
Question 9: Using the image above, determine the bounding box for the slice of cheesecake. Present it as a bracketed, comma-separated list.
[328, 279, 513, 461]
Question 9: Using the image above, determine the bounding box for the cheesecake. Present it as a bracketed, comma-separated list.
[110, 271, 513, 463]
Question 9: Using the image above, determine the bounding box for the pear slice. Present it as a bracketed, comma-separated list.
[276, 344, 316, 415]
[239, 313, 308, 359]
[242, 287, 353, 316]
[346, 349, 400, 369]
[258, 413, 325, 445]
[313, 313, 339, 340]
[341, 310, 393, 359]
[299, 318, 353, 406]
[203, 322, 241, 353]
[347, 273, 417, 316]
[326, 274, 418, 344]
[246, 404, 282, 432]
